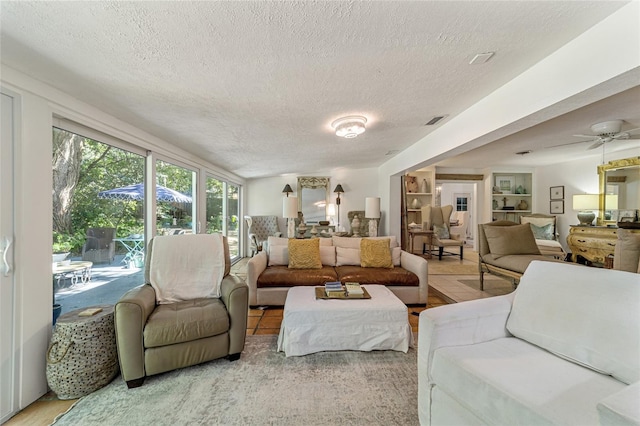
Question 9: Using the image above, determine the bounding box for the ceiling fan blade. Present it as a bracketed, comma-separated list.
[622, 127, 640, 134]
[572, 134, 596, 139]
[544, 139, 593, 149]
[588, 140, 605, 150]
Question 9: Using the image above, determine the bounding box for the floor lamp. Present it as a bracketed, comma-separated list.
[334, 184, 344, 230]
[283, 196, 298, 238]
[365, 197, 380, 237]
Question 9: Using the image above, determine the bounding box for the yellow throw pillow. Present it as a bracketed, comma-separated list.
[360, 238, 393, 268]
[288, 238, 322, 269]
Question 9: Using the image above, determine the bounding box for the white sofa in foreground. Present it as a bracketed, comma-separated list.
[418, 261, 640, 425]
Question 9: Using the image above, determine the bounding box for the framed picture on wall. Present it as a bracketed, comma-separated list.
[550, 200, 564, 214]
[550, 186, 564, 200]
[495, 176, 515, 194]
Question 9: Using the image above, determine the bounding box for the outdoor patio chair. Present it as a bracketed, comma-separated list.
[82, 227, 116, 264]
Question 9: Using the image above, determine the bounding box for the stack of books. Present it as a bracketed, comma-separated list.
[324, 281, 345, 297]
[345, 282, 364, 296]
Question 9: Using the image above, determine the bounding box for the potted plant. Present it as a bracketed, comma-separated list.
[52, 233, 74, 264]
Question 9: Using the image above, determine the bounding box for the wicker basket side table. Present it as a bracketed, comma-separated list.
[46, 304, 119, 399]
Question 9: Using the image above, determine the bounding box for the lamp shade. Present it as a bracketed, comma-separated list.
[365, 197, 381, 219]
[605, 194, 618, 210]
[572, 194, 599, 210]
[283, 196, 298, 218]
[334, 184, 344, 194]
[282, 184, 293, 196]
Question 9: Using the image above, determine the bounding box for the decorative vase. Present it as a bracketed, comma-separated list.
[420, 179, 428, 193]
[411, 198, 421, 209]
[517, 200, 528, 210]
[492, 199, 499, 210]
[351, 215, 361, 237]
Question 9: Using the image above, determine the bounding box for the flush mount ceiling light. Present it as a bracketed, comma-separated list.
[331, 116, 367, 138]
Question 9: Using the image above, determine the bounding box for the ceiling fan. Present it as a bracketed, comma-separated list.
[570, 120, 640, 150]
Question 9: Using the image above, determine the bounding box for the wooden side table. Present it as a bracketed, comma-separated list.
[408, 229, 434, 258]
[46, 305, 119, 399]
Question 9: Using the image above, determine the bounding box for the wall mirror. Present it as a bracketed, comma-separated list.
[297, 176, 329, 224]
[597, 156, 640, 225]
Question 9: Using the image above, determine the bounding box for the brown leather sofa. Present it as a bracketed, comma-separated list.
[247, 236, 428, 307]
[114, 236, 248, 388]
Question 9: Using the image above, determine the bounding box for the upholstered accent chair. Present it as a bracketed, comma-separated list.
[449, 211, 469, 243]
[421, 205, 464, 260]
[114, 235, 248, 388]
[245, 215, 282, 256]
[81, 227, 116, 263]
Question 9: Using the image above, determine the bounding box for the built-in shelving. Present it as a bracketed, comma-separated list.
[490, 172, 533, 222]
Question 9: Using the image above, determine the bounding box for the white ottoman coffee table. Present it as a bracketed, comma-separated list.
[277, 285, 414, 357]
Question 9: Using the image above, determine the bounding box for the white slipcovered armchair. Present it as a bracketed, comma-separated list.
[244, 215, 282, 256]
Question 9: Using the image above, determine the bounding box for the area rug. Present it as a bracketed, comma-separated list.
[428, 263, 479, 275]
[52, 335, 418, 425]
[459, 279, 514, 297]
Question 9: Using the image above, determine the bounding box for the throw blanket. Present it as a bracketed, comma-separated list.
[150, 233, 225, 304]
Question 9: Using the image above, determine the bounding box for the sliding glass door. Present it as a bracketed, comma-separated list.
[206, 176, 240, 261]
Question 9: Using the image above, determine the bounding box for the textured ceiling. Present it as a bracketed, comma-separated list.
[0, 1, 634, 178]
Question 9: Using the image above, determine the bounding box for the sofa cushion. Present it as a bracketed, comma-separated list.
[392, 246, 401, 266]
[613, 228, 640, 273]
[256, 265, 338, 288]
[332, 236, 361, 249]
[335, 266, 419, 286]
[483, 223, 540, 259]
[360, 238, 393, 268]
[269, 245, 336, 267]
[143, 298, 229, 348]
[336, 247, 360, 266]
[482, 253, 557, 273]
[288, 238, 322, 269]
[367, 235, 399, 248]
[507, 261, 640, 385]
[431, 337, 626, 426]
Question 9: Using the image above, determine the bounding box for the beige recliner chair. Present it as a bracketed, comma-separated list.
[421, 205, 464, 260]
[114, 235, 248, 388]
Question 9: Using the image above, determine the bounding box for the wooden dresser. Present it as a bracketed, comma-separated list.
[567, 226, 618, 265]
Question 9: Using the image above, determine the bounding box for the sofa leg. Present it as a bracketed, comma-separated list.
[227, 353, 241, 361]
[460, 245, 464, 260]
[479, 271, 484, 291]
[126, 378, 145, 389]
[438, 247, 443, 260]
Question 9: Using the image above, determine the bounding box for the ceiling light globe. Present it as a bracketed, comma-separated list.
[331, 116, 367, 138]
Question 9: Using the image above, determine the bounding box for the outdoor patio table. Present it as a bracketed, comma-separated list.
[52, 261, 93, 288]
[114, 237, 144, 266]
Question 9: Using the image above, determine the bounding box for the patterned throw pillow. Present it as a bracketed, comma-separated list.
[433, 224, 450, 240]
[530, 223, 554, 240]
[288, 238, 322, 269]
[360, 238, 393, 268]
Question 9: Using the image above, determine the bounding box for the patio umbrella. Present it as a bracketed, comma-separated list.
[97, 183, 192, 203]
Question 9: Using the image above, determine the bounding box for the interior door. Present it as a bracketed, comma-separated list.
[1, 91, 17, 422]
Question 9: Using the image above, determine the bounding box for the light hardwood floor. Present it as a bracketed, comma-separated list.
[6, 246, 504, 425]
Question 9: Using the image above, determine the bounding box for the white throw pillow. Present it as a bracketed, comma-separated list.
[332, 236, 361, 249]
[336, 247, 361, 266]
[320, 246, 336, 266]
[392, 246, 401, 266]
[268, 245, 289, 266]
[506, 261, 640, 385]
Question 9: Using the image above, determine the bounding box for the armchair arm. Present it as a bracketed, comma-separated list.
[418, 293, 515, 380]
[400, 250, 428, 303]
[597, 382, 640, 426]
[221, 275, 249, 355]
[246, 251, 268, 306]
[114, 284, 156, 383]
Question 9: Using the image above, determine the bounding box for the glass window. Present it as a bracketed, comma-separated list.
[155, 160, 196, 235]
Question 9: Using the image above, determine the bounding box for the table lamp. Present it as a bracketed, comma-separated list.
[572, 194, 598, 225]
[365, 197, 381, 237]
[283, 196, 298, 238]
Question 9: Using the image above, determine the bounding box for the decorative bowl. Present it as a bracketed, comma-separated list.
[318, 221, 330, 226]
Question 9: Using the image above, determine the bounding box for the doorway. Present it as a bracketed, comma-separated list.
[438, 182, 477, 247]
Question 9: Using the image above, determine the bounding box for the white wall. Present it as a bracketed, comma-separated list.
[246, 167, 382, 236]
[534, 147, 639, 250]
[1, 66, 246, 411]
